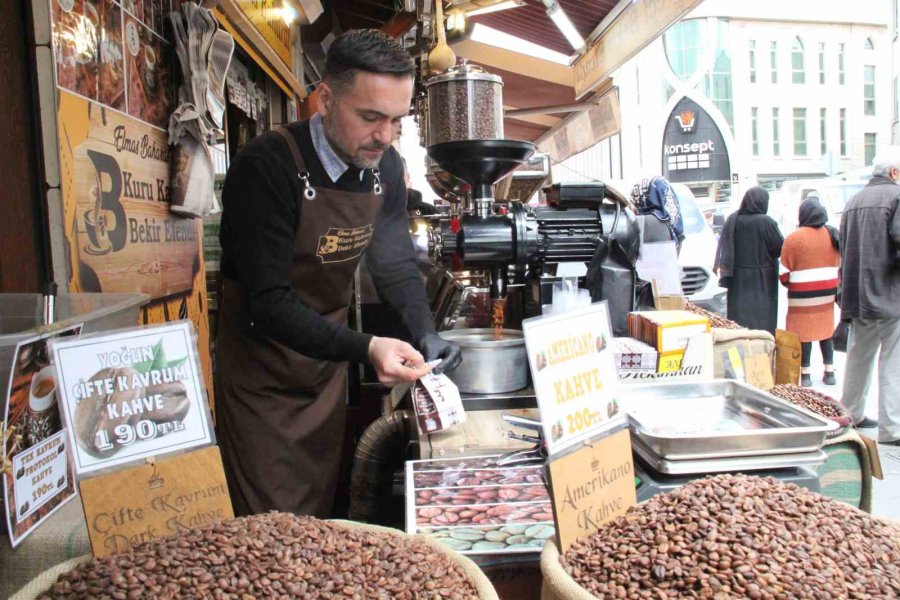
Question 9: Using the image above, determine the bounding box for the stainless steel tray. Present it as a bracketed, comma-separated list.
[619, 379, 838, 460]
[632, 436, 828, 475]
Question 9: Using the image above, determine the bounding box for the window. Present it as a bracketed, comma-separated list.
[794, 108, 807, 156]
[895, 76, 900, 122]
[664, 19, 706, 82]
[752, 107, 759, 155]
[773, 107, 781, 156]
[770, 41, 778, 83]
[864, 37, 874, 50]
[865, 133, 877, 165]
[820, 108, 827, 155]
[818, 43, 825, 84]
[838, 43, 845, 85]
[864, 66, 876, 115]
[792, 37, 805, 84]
[840, 108, 847, 155]
[895, 0, 900, 38]
[700, 20, 734, 128]
[749, 40, 756, 83]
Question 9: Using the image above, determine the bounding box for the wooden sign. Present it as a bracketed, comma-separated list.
[546, 428, 636, 553]
[573, 0, 702, 99]
[57, 90, 200, 300]
[79, 447, 233, 557]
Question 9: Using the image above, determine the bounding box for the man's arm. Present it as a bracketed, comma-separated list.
[891, 194, 900, 266]
[222, 153, 373, 364]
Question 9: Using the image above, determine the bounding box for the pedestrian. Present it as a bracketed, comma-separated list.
[215, 30, 462, 517]
[714, 187, 784, 333]
[779, 198, 841, 387]
[839, 148, 900, 445]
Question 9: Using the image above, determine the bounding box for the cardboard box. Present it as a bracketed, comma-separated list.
[628, 310, 711, 354]
[613, 337, 658, 375]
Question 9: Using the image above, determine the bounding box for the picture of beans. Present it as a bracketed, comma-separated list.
[561, 474, 900, 598]
[415, 484, 549, 506]
[38, 512, 482, 599]
[414, 467, 545, 489]
[420, 523, 557, 555]
[416, 501, 552, 527]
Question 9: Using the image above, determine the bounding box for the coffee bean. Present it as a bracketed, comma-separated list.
[683, 302, 744, 330]
[561, 474, 900, 598]
[428, 79, 502, 145]
[38, 513, 481, 599]
[770, 384, 848, 419]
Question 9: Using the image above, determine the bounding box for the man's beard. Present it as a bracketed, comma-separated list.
[323, 113, 388, 170]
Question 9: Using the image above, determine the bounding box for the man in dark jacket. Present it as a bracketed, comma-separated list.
[840, 148, 900, 445]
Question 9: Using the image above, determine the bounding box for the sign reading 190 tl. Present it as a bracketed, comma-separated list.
[50, 321, 214, 477]
[522, 302, 625, 456]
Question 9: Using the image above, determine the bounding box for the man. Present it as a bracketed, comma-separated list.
[840, 148, 900, 446]
[215, 30, 462, 517]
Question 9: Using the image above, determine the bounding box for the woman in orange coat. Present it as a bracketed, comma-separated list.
[780, 199, 841, 387]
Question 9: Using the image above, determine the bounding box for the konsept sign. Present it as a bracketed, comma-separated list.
[662, 97, 731, 183]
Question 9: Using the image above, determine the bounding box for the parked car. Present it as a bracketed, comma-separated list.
[605, 180, 728, 314]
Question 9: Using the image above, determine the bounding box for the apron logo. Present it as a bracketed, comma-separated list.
[316, 224, 375, 263]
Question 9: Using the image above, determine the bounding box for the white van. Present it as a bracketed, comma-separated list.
[776, 171, 869, 233]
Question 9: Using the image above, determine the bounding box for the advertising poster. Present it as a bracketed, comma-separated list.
[52, 0, 214, 413]
[51, 322, 214, 476]
[2, 325, 82, 547]
[522, 302, 625, 456]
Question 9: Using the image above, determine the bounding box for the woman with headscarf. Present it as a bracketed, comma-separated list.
[714, 187, 784, 332]
[779, 198, 841, 386]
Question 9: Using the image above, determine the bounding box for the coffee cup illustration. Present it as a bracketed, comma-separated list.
[27, 365, 60, 447]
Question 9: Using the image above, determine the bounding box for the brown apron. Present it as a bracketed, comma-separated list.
[215, 125, 383, 517]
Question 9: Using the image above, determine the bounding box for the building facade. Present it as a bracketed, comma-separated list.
[610, 0, 890, 205]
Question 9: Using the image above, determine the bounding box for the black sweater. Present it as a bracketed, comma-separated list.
[219, 120, 435, 365]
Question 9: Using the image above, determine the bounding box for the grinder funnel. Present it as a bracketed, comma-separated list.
[427, 139, 536, 202]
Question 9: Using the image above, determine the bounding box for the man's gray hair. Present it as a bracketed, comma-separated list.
[871, 146, 900, 177]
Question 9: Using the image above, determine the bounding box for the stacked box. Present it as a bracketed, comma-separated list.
[613, 337, 658, 379]
[628, 311, 710, 372]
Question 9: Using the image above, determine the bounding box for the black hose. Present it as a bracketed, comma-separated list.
[348, 410, 412, 525]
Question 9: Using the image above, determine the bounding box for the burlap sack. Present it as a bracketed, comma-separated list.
[13, 519, 498, 600]
[711, 328, 775, 380]
[540, 539, 596, 600]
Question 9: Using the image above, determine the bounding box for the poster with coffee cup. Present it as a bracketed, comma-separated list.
[125, 14, 172, 130]
[50, 321, 214, 477]
[52, 0, 100, 101]
[2, 324, 82, 547]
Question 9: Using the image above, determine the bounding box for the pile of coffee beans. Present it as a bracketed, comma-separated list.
[562, 474, 900, 599]
[683, 302, 745, 330]
[429, 80, 500, 144]
[770, 384, 848, 419]
[39, 512, 481, 599]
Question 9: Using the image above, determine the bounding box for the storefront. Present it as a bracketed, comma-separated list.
[0, 0, 891, 598]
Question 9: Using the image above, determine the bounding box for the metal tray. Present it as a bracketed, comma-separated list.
[619, 379, 838, 460]
[632, 436, 828, 475]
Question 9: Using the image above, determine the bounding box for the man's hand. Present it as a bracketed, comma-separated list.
[368, 337, 431, 384]
[417, 333, 463, 374]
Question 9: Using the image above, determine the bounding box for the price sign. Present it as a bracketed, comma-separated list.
[50, 322, 214, 477]
[522, 302, 625, 456]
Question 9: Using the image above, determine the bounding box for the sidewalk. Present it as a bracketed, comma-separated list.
[775, 289, 899, 520]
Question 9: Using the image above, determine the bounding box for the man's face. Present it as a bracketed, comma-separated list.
[319, 72, 413, 170]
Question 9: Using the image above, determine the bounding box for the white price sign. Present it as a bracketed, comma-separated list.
[522, 302, 625, 456]
[50, 322, 214, 477]
[12, 430, 69, 522]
